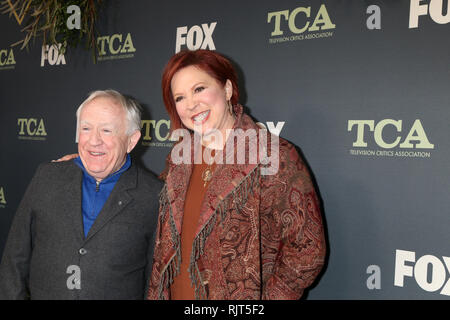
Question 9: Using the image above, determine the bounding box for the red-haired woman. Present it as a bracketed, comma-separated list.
[148, 50, 326, 300]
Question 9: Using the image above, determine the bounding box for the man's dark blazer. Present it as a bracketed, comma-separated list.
[0, 159, 163, 299]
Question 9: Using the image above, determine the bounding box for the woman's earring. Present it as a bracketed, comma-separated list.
[228, 100, 233, 115]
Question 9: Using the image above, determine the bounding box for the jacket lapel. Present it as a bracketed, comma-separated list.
[165, 162, 192, 235]
[197, 161, 258, 235]
[164, 105, 264, 239]
[61, 164, 84, 243]
[196, 107, 261, 235]
[84, 163, 137, 242]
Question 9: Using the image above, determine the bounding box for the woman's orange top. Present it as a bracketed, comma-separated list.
[170, 157, 216, 300]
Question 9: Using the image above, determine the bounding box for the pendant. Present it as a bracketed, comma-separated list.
[202, 167, 213, 187]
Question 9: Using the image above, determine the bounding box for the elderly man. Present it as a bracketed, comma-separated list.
[0, 90, 162, 299]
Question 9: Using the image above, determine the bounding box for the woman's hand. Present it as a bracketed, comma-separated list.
[52, 153, 79, 162]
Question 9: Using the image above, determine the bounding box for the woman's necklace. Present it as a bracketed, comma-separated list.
[200, 140, 220, 187]
[201, 146, 216, 187]
[201, 164, 213, 187]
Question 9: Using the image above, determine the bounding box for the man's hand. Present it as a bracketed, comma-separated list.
[52, 153, 79, 162]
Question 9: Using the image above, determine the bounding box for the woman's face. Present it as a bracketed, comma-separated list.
[171, 65, 234, 142]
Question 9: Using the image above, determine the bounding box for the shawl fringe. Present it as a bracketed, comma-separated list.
[157, 184, 181, 300]
[187, 165, 261, 299]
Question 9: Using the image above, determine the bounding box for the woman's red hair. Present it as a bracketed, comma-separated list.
[161, 49, 240, 131]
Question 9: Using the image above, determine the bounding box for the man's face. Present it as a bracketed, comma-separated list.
[77, 97, 140, 181]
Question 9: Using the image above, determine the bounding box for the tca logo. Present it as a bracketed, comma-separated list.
[409, 0, 450, 28]
[267, 4, 335, 36]
[41, 43, 66, 67]
[395, 249, 450, 296]
[175, 22, 216, 53]
[141, 119, 171, 142]
[17, 118, 47, 137]
[97, 33, 136, 56]
[347, 119, 434, 149]
[0, 49, 16, 66]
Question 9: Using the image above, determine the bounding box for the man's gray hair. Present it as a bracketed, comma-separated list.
[75, 89, 142, 142]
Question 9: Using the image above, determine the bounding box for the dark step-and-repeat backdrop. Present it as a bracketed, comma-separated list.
[1, 0, 449, 299]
